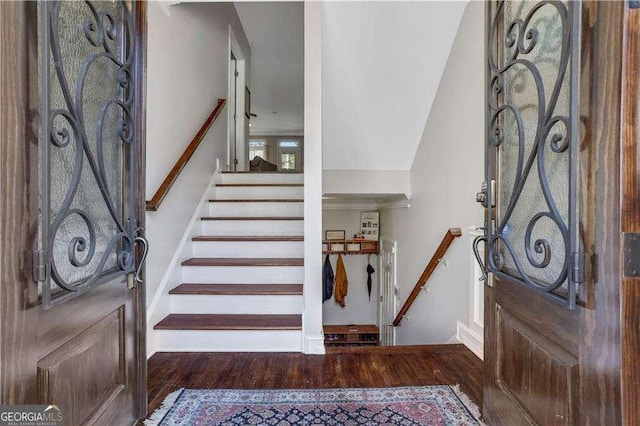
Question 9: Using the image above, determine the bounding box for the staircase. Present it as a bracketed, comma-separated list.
[153, 172, 305, 352]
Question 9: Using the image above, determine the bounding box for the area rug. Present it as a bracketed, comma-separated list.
[145, 386, 482, 425]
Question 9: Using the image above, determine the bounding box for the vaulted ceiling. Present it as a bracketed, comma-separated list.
[322, 2, 467, 171]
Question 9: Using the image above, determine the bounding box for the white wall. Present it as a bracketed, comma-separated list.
[322, 2, 466, 171]
[380, 2, 485, 345]
[145, 2, 250, 308]
[322, 210, 378, 325]
[323, 170, 410, 197]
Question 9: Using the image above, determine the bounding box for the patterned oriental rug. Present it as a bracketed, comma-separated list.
[145, 386, 482, 425]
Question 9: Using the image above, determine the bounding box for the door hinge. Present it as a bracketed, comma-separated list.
[571, 251, 585, 284]
[623, 233, 640, 278]
[235, 71, 240, 77]
[234, 158, 239, 165]
[33, 249, 46, 282]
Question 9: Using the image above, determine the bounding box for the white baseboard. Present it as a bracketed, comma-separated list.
[445, 334, 461, 344]
[304, 335, 326, 354]
[457, 321, 483, 360]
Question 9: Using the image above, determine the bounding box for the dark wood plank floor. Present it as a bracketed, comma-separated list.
[146, 344, 483, 419]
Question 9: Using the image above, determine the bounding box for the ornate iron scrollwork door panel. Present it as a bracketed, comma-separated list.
[39, 0, 141, 308]
[486, 0, 581, 309]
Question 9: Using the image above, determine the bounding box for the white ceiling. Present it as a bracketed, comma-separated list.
[322, 1, 467, 171]
[234, 2, 304, 135]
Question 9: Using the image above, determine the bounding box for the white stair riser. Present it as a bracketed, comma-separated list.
[170, 295, 303, 314]
[202, 220, 303, 236]
[154, 330, 302, 352]
[218, 173, 303, 185]
[215, 186, 304, 200]
[208, 202, 303, 217]
[182, 265, 304, 284]
[193, 241, 304, 258]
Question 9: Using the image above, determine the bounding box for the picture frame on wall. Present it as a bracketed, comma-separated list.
[360, 211, 380, 241]
[325, 230, 346, 241]
[245, 86, 251, 119]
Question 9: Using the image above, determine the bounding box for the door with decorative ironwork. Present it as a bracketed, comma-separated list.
[479, 1, 634, 424]
[1, 1, 147, 424]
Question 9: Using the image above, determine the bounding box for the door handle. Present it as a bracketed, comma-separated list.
[473, 233, 488, 282]
[134, 233, 149, 284]
[126, 227, 149, 289]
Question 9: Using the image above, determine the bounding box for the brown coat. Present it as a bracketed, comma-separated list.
[334, 254, 348, 307]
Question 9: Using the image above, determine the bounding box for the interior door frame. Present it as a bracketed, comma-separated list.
[378, 238, 398, 346]
[482, 1, 639, 423]
[228, 27, 247, 172]
[0, 0, 148, 419]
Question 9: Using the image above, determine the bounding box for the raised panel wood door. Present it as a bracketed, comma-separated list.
[1, 1, 147, 424]
[482, 1, 636, 424]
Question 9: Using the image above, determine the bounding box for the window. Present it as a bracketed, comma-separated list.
[280, 152, 297, 171]
[249, 139, 267, 160]
[278, 139, 301, 172]
[278, 141, 299, 149]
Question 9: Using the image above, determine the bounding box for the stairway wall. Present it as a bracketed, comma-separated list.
[379, 2, 485, 346]
[145, 2, 251, 308]
[146, 171, 218, 357]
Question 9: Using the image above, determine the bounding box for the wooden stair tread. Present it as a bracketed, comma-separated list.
[201, 217, 303, 221]
[192, 235, 304, 242]
[209, 199, 303, 203]
[216, 184, 303, 187]
[154, 314, 302, 330]
[181, 257, 304, 267]
[220, 171, 303, 174]
[169, 283, 303, 295]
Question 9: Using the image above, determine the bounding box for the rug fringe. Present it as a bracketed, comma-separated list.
[144, 388, 184, 426]
[450, 384, 485, 425]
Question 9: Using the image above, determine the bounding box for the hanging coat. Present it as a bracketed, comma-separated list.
[322, 254, 334, 303]
[367, 262, 375, 301]
[334, 254, 348, 307]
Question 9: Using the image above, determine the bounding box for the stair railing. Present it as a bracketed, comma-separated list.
[146, 98, 226, 211]
[392, 228, 462, 326]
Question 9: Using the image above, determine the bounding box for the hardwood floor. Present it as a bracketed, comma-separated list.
[146, 344, 483, 419]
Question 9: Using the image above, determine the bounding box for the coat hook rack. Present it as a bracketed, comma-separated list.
[322, 239, 379, 256]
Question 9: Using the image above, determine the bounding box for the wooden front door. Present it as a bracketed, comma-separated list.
[1, 1, 147, 424]
[481, 1, 638, 424]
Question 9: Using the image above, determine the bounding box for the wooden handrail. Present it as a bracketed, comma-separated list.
[392, 228, 462, 326]
[146, 99, 226, 211]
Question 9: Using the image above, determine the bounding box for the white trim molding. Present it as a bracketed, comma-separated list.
[302, 2, 324, 355]
[155, 1, 173, 17]
[454, 226, 485, 360]
[456, 321, 483, 360]
[304, 336, 326, 355]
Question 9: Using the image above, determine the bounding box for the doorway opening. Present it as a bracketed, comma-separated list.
[228, 30, 247, 171]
